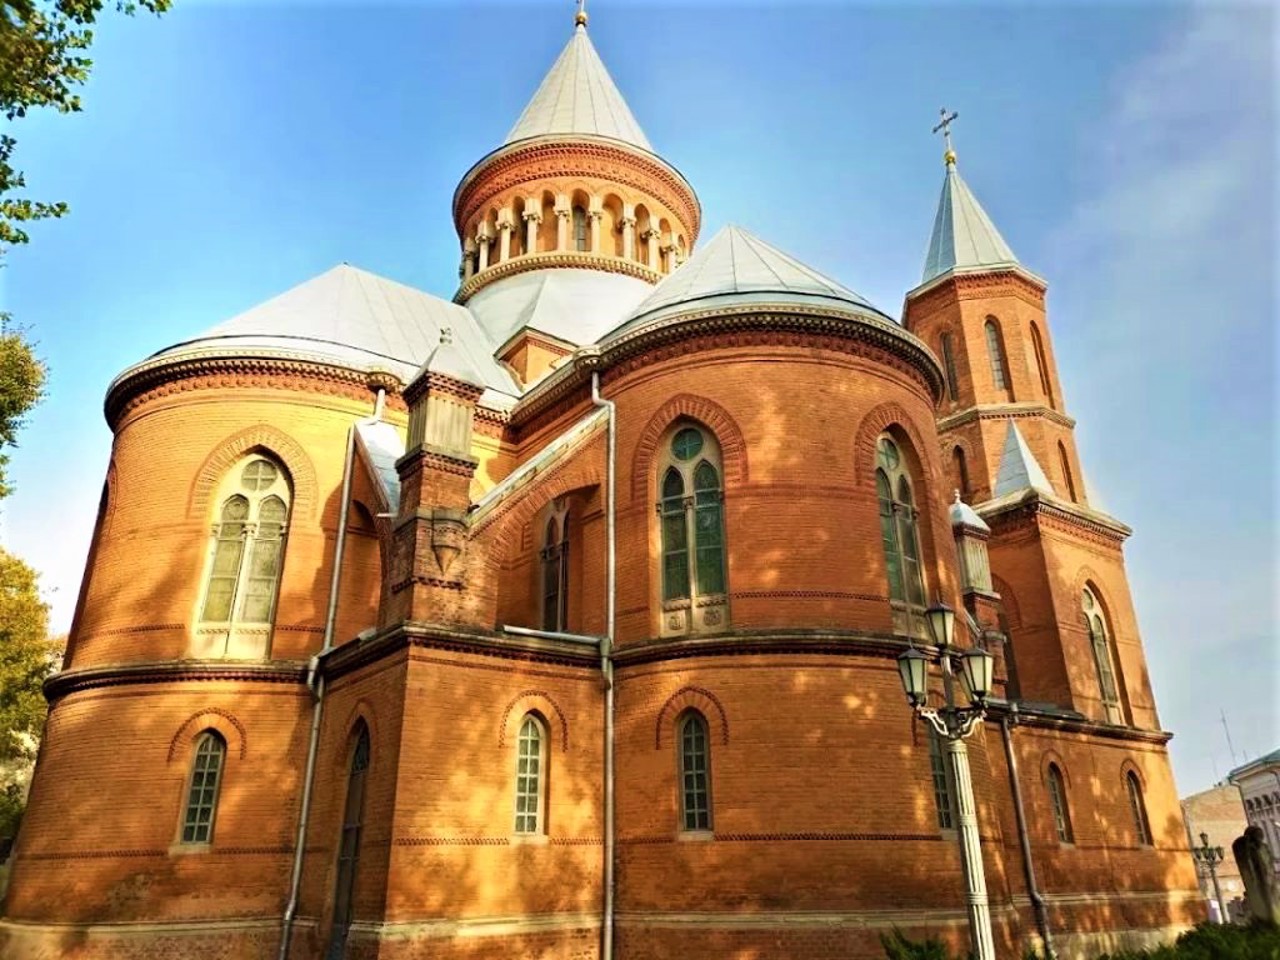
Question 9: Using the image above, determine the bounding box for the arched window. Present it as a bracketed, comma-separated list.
[678, 711, 711, 832]
[329, 723, 370, 958]
[1047, 763, 1073, 843]
[928, 729, 954, 830]
[200, 455, 292, 627]
[877, 435, 926, 637]
[984, 318, 1010, 393]
[658, 424, 728, 636]
[939, 333, 960, 403]
[1082, 586, 1122, 723]
[514, 714, 547, 835]
[1126, 771, 1152, 846]
[540, 511, 569, 632]
[572, 205, 588, 252]
[952, 446, 971, 501]
[1058, 442, 1078, 502]
[1030, 322, 1053, 405]
[180, 730, 226, 844]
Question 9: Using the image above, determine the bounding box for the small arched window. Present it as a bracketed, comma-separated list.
[329, 722, 370, 958]
[180, 730, 226, 844]
[572, 205, 588, 252]
[658, 424, 728, 636]
[1047, 763, 1073, 843]
[928, 729, 954, 830]
[514, 714, 547, 835]
[678, 711, 711, 832]
[939, 333, 960, 403]
[1126, 771, 1152, 846]
[1083, 586, 1122, 723]
[200, 456, 291, 627]
[1059, 442, 1078, 503]
[877, 436, 926, 637]
[984, 318, 1010, 393]
[952, 446, 971, 501]
[540, 511, 569, 633]
[1030, 322, 1053, 405]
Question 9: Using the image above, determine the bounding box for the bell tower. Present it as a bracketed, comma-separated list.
[903, 113, 1083, 507]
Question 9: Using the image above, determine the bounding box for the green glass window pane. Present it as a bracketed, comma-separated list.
[879, 494, 905, 603]
[662, 467, 685, 500]
[241, 459, 279, 492]
[671, 428, 704, 462]
[697, 547, 725, 596]
[661, 512, 690, 602]
[897, 475, 914, 508]
[181, 733, 224, 844]
[877, 438, 900, 472]
[693, 460, 719, 491]
[259, 496, 287, 523]
[221, 496, 249, 522]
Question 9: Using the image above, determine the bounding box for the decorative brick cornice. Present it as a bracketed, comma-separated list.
[936, 401, 1076, 433]
[982, 494, 1130, 547]
[456, 250, 662, 302]
[990, 700, 1173, 745]
[44, 660, 309, 703]
[106, 355, 404, 430]
[453, 137, 701, 244]
[511, 306, 945, 428]
[904, 266, 1048, 314]
[611, 630, 913, 669]
[403, 371, 485, 406]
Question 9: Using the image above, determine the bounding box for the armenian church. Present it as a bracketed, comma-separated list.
[0, 7, 1202, 960]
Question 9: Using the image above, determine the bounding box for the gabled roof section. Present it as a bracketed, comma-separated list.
[610, 225, 890, 336]
[992, 420, 1054, 498]
[922, 161, 1020, 284]
[143, 264, 520, 401]
[505, 22, 652, 152]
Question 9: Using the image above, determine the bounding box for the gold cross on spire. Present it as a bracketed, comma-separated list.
[575, 0, 588, 28]
[932, 107, 959, 166]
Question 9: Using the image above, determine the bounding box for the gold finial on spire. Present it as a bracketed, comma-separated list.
[575, 0, 588, 28]
[932, 107, 959, 167]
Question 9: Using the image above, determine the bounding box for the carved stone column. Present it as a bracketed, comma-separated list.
[620, 215, 636, 261]
[523, 210, 541, 254]
[475, 225, 491, 271]
[643, 229, 660, 271]
[554, 195, 571, 250]
[589, 209, 603, 254]
[498, 215, 514, 262]
[462, 238, 476, 281]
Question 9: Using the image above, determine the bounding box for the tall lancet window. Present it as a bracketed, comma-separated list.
[540, 508, 569, 633]
[329, 722, 370, 960]
[1082, 586, 1123, 724]
[939, 332, 960, 402]
[658, 424, 728, 637]
[1058, 442, 1078, 503]
[199, 455, 292, 655]
[984, 318, 1010, 393]
[572, 205, 588, 252]
[678, 711, 712, 832]
[1030, 322, 1053, 405]
[877, 435, 926, 637]
[514, 713, 548, 835]
[180, 731, 226, 844]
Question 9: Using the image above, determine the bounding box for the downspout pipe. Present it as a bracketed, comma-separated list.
[591, 372, 617, 960]
[278, 389, 381, 960]
[1001, 704, 1056, 959]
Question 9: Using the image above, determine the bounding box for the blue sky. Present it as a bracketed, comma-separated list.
[0, 0, 1273, 796]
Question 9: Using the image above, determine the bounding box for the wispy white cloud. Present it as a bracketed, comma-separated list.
[1046, 3, 1276, 791]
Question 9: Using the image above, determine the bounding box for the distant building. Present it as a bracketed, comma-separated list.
[1180, 783, 1247, 920]
[1229, 748, 1280, 879]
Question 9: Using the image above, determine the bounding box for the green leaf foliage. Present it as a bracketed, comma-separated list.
[880, 929, 973, 960]
[0, 547, 54, 766]
[0, 0, 171, 244]
[0, 321, 45, 498]
[1096, 920, 1280, 960]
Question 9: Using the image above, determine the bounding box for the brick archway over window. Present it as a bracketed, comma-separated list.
[655, 686, 729, 749]
[167, 708, 247, 762]
[189, 424, 318, 522]
[631, 394, 748, 502]
[853, 401, 938, 491]
[499, 690, 570, 752]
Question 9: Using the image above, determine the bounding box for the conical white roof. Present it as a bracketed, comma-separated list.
[505, 23, 651, 151]
[613, 225, 888, 334]
[922, 162, 1019, 284]
[143, 264, 518, 397]
[992, 420, 1054, 498]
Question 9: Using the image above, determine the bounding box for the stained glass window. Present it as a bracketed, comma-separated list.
[661, 468, 690, 602]
[181, 731, 225, 844]
[679, 712, 711, 831]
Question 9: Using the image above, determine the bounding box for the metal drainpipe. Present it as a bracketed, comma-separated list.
[591, 372, 617, 960]
[278, 389, 381, 960]
[1001, 705, 1055, 959]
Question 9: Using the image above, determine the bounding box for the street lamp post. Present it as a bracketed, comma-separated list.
[1192, 831, 1227, 923]
[896, 602, 997, 960]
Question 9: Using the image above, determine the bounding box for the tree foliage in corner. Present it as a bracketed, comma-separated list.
[1, 0, 171, 245]
[0, 548, 53, 764]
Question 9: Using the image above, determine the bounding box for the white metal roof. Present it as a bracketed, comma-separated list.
[922, 162, 1020, 284]
[505, 23, 652, 151]
[992, 420, 1054, 498]
[354, 419, 405, 515]
[146, 264, 520, 400]
[610, 224, 891, 336]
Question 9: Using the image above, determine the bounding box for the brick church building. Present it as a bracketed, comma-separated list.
[1, 8, 1202, 960]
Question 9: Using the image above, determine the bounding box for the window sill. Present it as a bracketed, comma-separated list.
[677, 830, 715, 843]
[511, 834, 550, 846]
[169, 842, 214, 856]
